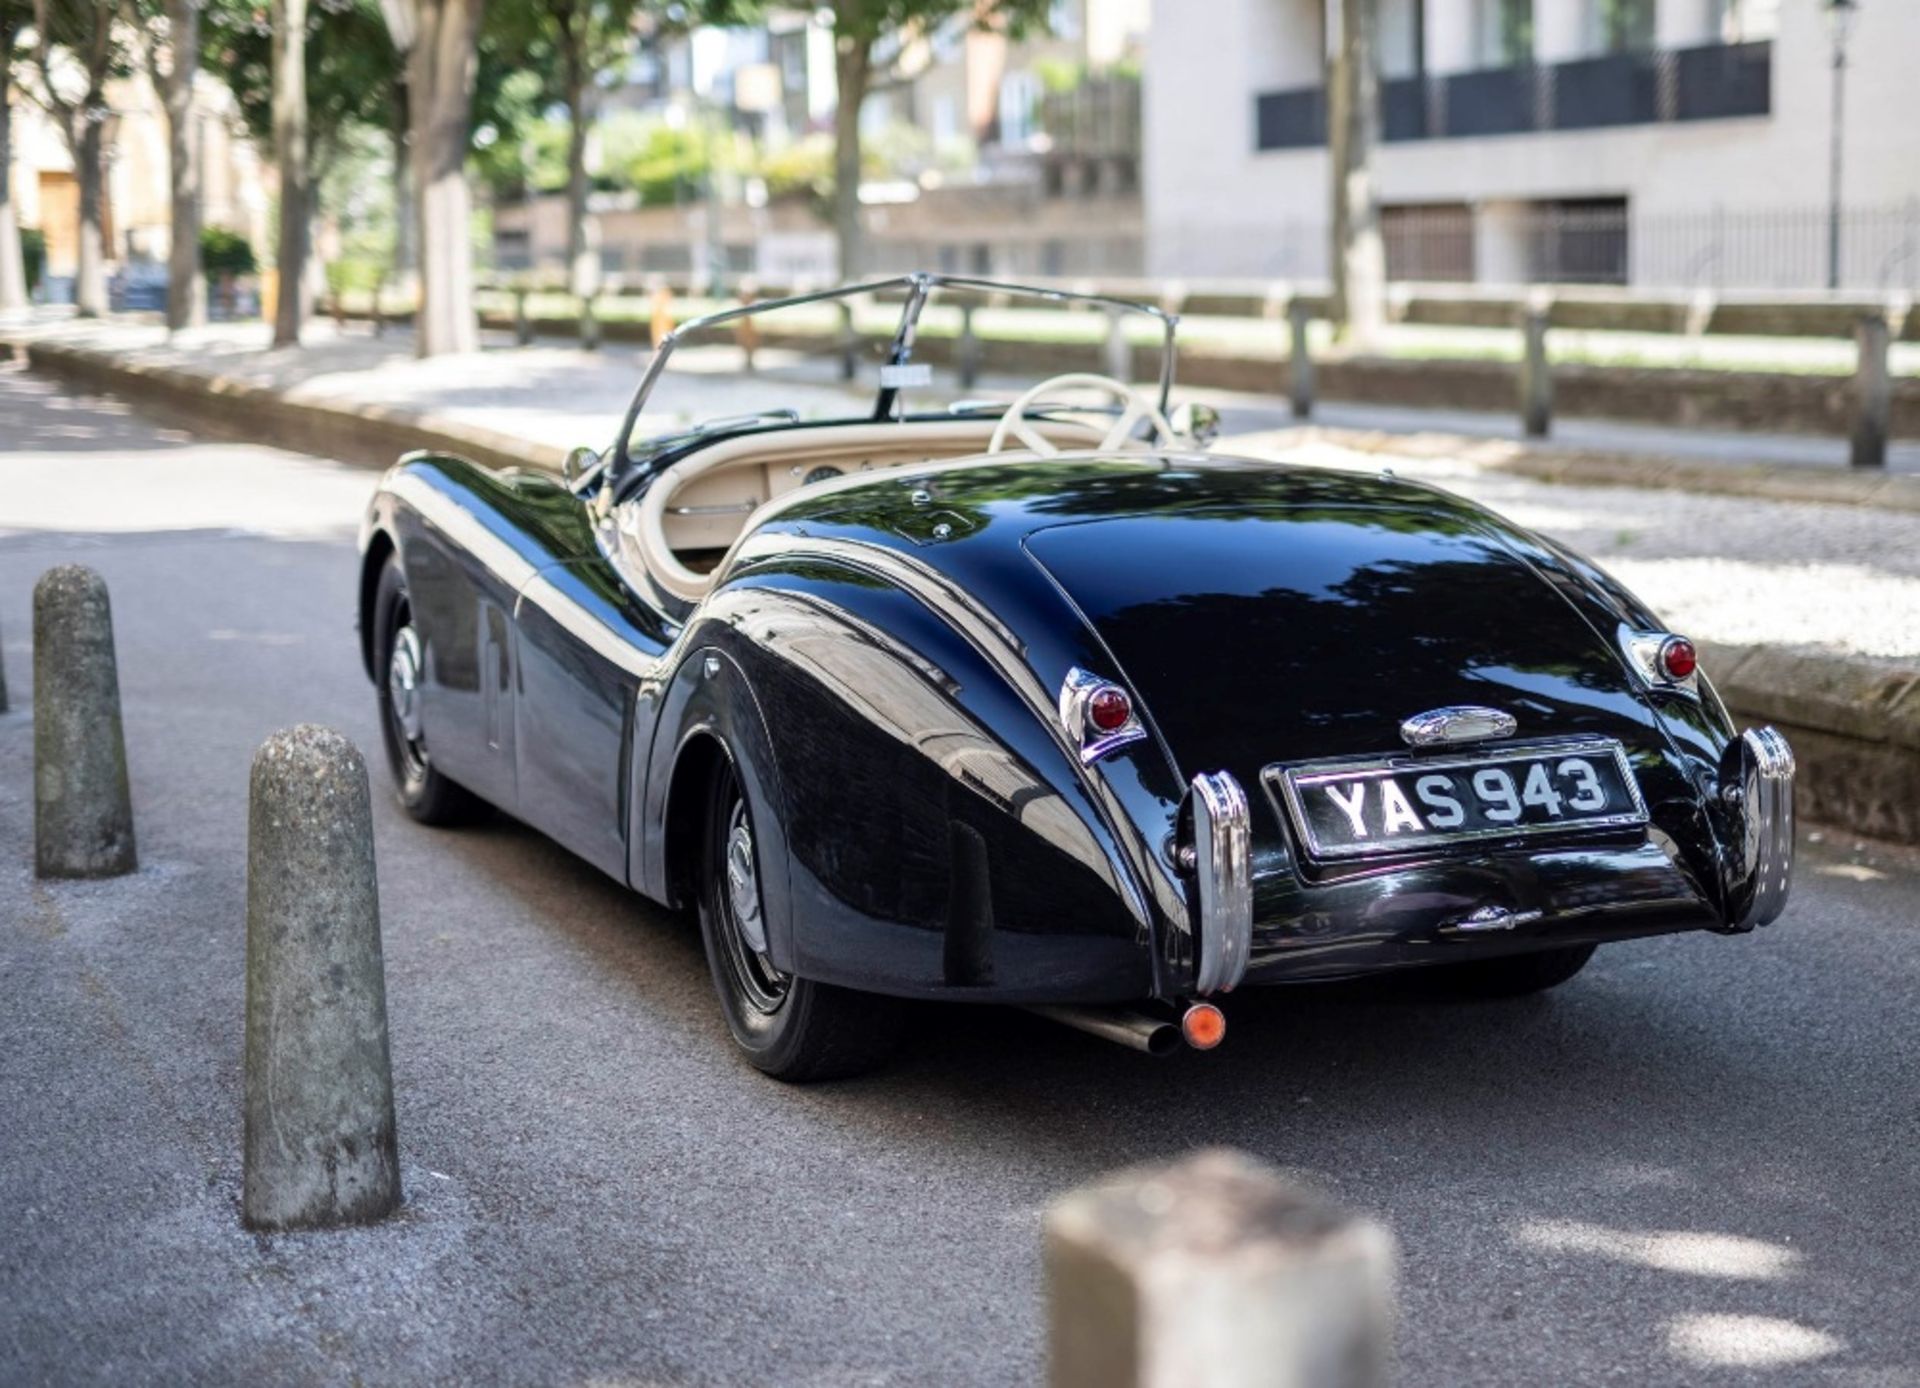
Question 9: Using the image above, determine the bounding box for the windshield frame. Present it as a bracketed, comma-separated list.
[603, 272, 1180, 487]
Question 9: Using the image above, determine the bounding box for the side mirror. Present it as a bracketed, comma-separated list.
[1169, 402, 1222, 447]
[562, 445, 602, 490]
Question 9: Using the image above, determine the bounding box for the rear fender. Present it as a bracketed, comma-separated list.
[636, 639, 797, 969]
[641, 558, 1173, 1003]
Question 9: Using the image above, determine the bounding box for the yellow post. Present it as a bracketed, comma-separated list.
[649, 287, 674, 348]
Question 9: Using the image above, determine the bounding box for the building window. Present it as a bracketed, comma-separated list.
[1528, 197, 1629, 285]
[999, 70, 1042, 146]
[1048, 0, 1079, 41]
[1600, 0, 1656, 52]
[931, 94, 959, 147]
[1719, 0, 1779, 42]
[1474, 0, 1533, 68]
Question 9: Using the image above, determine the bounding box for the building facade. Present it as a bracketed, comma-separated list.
[494, 0, 1151, 284]
[8, 68, 268, 301]
[1144, 0, 1920, 291]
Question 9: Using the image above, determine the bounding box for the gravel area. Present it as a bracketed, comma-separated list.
[1221, 435, 1920, 665]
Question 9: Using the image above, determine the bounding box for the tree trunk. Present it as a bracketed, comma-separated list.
[1328, 0, 1385, 349]
[271, 0, 309, 346]
[409, 0, 484, 358]
[162, 0, 205, 332]
[564, 39, 597, 301]
[74, 118, 107, 317]
[0, 24, 26, 313]
[831, 28, 870, 282]
[390, 79, 416, 295]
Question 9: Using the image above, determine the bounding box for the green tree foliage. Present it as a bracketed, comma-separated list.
[484, 0, 646, 292]
[820, 0, 1055, 277]
[200, 0, 399, 184]
[199, 225, 258, 275]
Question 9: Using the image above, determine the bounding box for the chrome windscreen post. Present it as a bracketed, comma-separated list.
[1189, 771, 1252, 995]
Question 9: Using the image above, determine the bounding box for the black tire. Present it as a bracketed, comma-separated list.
[1415, 943, 1598, 1000]
[372, 554, 484, 826]
[697, 754, 901, 1081]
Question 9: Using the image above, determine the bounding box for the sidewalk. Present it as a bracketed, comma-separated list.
[10, 311, 1918, 476]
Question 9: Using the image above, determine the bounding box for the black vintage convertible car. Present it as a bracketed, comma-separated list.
[358, 274, 1795, 1079]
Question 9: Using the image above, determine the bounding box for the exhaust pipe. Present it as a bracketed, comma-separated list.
[1025, 1005, 1182, 1057]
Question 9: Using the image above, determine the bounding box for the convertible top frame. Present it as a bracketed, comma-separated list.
[605, 272, 1181, 484]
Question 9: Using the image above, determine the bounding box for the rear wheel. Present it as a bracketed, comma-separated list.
[698, 755, 901, 1081]
[373, 555, 483, 825]
[1416, 943, 1598, 999]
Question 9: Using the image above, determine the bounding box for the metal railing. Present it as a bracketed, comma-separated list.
[1040, 76, 1142, 162]
[1256, 39, 1771, 150]
[1154, 203, 1920, 294]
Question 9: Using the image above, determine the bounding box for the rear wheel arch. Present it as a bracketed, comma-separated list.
[359, 528, 397, 682]
[663, 729, 727, 913]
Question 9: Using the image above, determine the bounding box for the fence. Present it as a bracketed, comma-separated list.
[1166, 203, 1920, 295]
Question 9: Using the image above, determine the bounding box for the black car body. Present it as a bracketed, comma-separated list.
[358, 275, 1795, 1077]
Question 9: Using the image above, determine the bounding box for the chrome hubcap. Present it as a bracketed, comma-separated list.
[725, 801, 767, 955]
[388, 625, 425, 742]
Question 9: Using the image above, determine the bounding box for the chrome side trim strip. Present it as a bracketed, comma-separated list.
[1731, 726, 1796, 928]
[1190, 771, 1252, 996]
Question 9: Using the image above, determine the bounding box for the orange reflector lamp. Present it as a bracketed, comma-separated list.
[1181, 1001, 1226, 1050]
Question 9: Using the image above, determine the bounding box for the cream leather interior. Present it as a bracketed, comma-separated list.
[623, 417, 1113, 603]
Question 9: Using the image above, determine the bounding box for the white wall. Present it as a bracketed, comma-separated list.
[1143, 0, 1920, 288]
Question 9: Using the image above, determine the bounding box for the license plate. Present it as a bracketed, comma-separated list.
[1268, 738, 1648, 862]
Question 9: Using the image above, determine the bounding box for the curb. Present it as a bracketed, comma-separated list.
[7, 336, 569, 476]
[1700, 641, 1920, 845]
[12, 332, 1919, 844]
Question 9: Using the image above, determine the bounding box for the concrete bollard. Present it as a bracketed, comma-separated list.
[1104, 306, 1133, 383]
[1046, 1149, 1396, 1388]
[243, 725, 401, 1231]
[579, 294, 601, 352]
[33, 566, 136, 879]
[514, 288, 533, 347]
[837, 300, 859, 382]
[1519, 305, 1553, 438]
[1287, 299, 1314, 419]
[1851, 309, 1891, 470]
[958, 303, 983, 389]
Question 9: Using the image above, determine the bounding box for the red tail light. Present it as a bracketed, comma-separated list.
[1660, 636, 1698, 681]
[1087, 685, 1132, 733]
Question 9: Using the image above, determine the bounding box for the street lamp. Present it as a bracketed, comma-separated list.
[1824, 0, 1859, 291]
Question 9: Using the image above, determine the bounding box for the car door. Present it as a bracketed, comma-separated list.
[511, 552, 673, 884]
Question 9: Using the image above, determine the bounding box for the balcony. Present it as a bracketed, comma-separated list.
[1253, 39, 1770, 151]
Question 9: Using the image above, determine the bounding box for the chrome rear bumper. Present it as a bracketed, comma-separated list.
[1724, 726, 1796, 929]
[1190, 771, 1253, 994]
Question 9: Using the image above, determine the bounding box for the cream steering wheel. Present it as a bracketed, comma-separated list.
[986, 373, 1176, 457]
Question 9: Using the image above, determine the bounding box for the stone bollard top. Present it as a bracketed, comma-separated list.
[35, 563, 111, 612]
[251, 725, 374, 849]
[1047, 1148, 1387, 1273]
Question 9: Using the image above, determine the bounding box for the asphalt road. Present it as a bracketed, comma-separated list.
[3, 367, 1918, 1386]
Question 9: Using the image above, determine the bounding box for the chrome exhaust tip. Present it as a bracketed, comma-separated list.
[1025, 1005, 1182, 1057]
